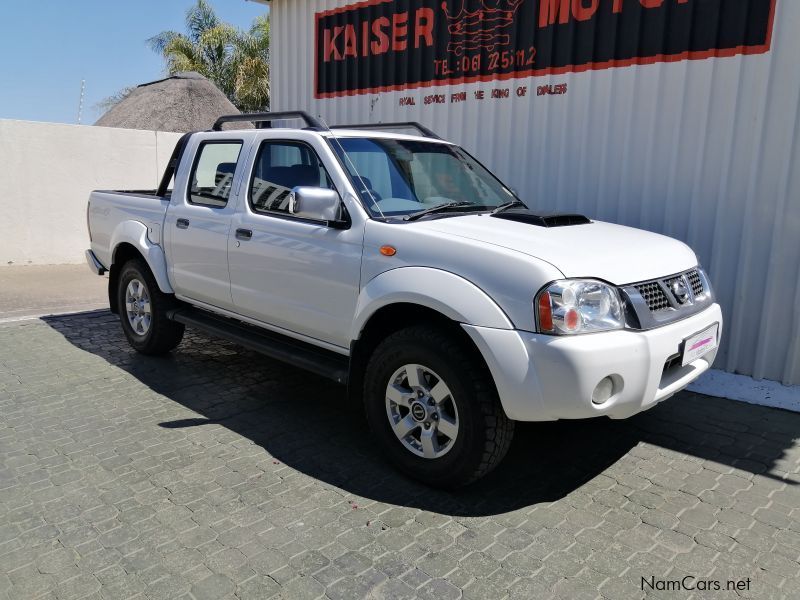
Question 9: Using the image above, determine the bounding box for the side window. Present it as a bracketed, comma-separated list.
[188, 141, 243, 207]
[249, 141, 335, 215]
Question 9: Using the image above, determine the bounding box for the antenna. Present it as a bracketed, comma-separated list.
[77, 79, 85, 124]
[317, 114, 385, 219]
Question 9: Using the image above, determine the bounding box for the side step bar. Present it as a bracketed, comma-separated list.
[168, 307, 349, 384]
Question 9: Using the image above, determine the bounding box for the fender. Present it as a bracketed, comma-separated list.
[351, 266, 513, 340]
[110, 220, 174, 293]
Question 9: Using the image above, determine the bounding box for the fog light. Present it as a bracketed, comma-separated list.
[592, 376, 615, 405]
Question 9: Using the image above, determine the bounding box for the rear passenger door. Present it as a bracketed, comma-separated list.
[166, 138, 244, 310]
[227, 136, 363, 350]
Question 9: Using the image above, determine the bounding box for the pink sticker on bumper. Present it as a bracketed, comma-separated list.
[690, 337, 713, 351]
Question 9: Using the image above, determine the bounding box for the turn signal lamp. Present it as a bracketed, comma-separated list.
[537, 292, 553, 332]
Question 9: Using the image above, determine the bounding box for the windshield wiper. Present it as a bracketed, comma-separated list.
[491, 199, 526, 214]
[404, 201, 476, 222]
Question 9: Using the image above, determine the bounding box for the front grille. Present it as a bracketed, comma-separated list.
[625, 268, 712, 329]
[633, 269, 708, 315]
[635, 281, 670, 312]
[687, 270, 704, 296]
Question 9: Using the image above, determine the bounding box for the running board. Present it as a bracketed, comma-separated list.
[168, 307, 349, 384]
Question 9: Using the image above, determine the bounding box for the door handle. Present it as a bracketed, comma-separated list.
[235, 228, 253, 241]
[176, 218, 190, 229]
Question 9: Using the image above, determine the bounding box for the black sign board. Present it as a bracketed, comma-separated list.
[315, 0, 776, 98]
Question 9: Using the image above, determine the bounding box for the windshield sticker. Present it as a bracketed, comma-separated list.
[315, 0, 776, 98]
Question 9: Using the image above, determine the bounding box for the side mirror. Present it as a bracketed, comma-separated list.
[289, 187, 342, 222]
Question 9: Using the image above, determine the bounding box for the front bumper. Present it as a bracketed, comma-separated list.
[462, 303, 723, 421]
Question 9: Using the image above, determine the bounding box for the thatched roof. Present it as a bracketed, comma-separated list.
[95, 72, 242, 133]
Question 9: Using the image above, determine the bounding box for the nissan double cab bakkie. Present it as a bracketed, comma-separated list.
[86, 111, 723, 488]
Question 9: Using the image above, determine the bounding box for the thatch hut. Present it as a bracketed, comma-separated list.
[95, 72, 241, 132]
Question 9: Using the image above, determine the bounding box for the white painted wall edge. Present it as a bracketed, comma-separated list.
[688, 369, 800, 413]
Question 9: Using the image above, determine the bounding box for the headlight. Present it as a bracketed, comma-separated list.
[536, 279, 624, 334]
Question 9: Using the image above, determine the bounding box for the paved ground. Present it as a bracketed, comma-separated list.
[0, 265, 107, 322]
[1, 310, 799, 599]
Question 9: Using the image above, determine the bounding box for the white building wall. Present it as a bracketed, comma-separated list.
[0, 120, 181, 267]
[271, 0, 800, 385]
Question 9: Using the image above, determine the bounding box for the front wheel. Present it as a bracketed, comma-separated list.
[117, 259, 184, 355]
[363, 325, 514, 488]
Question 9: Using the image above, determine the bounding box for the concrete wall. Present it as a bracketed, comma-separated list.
[0, 120, 182, 266]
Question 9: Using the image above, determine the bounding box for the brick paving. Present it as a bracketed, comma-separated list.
[0, 310, 799, 599]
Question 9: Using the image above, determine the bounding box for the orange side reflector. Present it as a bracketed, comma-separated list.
[379, 245, 397, 256]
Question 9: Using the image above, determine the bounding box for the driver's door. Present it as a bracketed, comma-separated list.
[227, 138, 363, 349]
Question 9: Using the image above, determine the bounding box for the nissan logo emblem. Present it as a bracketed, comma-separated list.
[672, 277, 690, 304]
[410, 402, 427, 422]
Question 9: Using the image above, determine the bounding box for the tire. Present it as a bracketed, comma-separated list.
[363, 325, 514, 488]
[117, 259, 184, 355]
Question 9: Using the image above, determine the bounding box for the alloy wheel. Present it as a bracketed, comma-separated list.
[385, 363, 459, 459]
[124, 278, 152, 336]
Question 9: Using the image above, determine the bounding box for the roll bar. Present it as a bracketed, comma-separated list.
[211, 111, 324, 131]
[330, 121, 441, 139]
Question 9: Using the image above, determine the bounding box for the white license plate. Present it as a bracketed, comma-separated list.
[681, 323, 719, 366]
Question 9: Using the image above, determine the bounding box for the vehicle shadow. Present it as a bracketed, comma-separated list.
[43, 310, 798, 517]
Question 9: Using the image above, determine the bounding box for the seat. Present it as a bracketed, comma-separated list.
[251, 162, 328, 212]
[215, 162, 237, 185]
[354, 175, 382, 202]
[264, 166, 295, 190]
[287, 164, 321, 188]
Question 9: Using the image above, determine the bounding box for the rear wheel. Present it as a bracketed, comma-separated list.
[117, 259, 184, 355]
[363, 325, 514, 488]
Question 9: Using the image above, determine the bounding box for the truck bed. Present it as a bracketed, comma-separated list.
[88, 190, 171, 270]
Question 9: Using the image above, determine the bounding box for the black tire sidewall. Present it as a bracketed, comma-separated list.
[363, 330, 493, 488]
[117, 259, 181, 353]
[118, 262, 152, 347]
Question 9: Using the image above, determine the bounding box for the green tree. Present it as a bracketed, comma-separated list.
[148, 0, 270, 111]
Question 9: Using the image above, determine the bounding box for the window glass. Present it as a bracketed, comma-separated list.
[344, 150, 393, 200]
[331, 138, 516, 217]
[188, 142, 243, 207]
[250, 141, 335, 215]
[270, 144, 303, 167]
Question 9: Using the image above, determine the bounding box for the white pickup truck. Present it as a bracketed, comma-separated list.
[87, 112, 722, 487]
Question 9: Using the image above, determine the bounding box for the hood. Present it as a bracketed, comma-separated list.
[413, 214, 697, 285]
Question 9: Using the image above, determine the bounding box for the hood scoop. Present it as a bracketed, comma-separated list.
[491, 208, 591, 228]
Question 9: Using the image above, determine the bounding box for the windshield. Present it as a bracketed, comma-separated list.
[330, 137, 520, 218]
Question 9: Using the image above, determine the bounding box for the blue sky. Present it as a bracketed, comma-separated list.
[0, 0, 268, 125]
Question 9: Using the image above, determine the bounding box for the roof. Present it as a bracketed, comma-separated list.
[194, 126, 448, 145]
[319, 129, 450, 143]
[95, 72, 244, 133]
